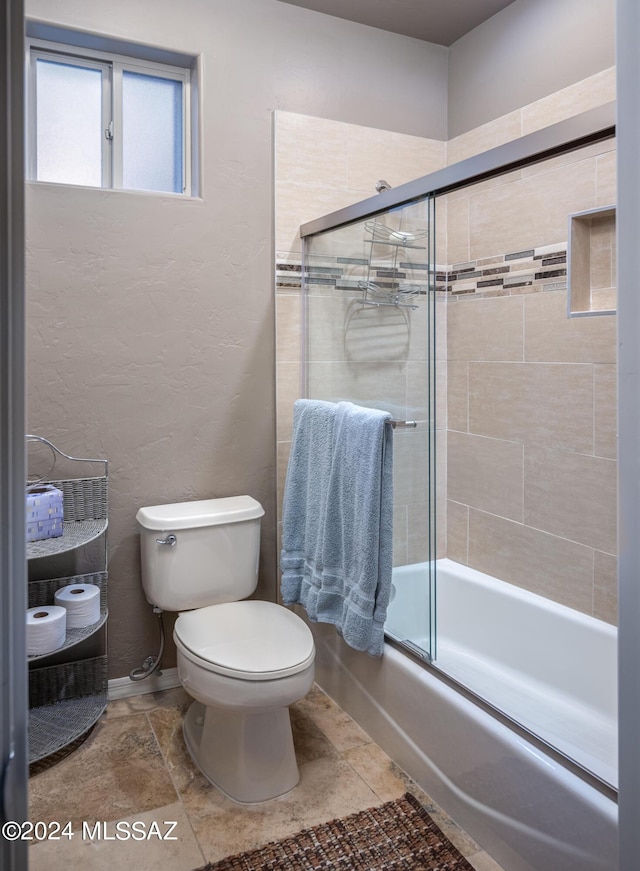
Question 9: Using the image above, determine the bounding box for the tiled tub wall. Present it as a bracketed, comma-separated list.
[275, 69, 618, 622]
[275, 111, 448, 566]
[444, 136, 618, 624]
[280, 234, 445, 568]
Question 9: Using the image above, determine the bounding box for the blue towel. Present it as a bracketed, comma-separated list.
[281, 399, 393, 656]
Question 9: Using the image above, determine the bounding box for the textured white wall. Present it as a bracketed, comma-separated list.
[25, 0, 448, 678]
[448, 0, 615, 136]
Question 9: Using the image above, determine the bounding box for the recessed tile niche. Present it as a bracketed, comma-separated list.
[568, 205, 616, 316]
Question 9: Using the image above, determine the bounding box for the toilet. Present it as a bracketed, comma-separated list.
[136, 495, 315, 804]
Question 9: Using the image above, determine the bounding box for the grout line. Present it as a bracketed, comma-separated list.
[142, 707, 209, 868]
[465, 501, 469, 566]
[521, 441, 525, 526]
[521, 293, 526, 362]
[592, 363, 597, 457]
[465, 361, 469, 433]
[144, 710, 183, 807]
[337, 749, 392, 807]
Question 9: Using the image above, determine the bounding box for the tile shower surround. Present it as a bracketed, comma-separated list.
[277, 242, 571, 299]
[275, 70, 617, 630]
[277, 240, 617, 626]
[446, 291, 617, 625]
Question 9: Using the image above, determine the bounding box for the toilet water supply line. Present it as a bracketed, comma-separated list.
[129, 605, 165, 680]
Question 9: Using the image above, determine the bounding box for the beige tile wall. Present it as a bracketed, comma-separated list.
[445, 137, 617, 266]
[466, 509, 595, 614]
[275, 111, 446, 567]
[446, 67, 615, 165]
[446, 136, 617, 624]
[275, 112, 446, 253]
[275, 65, 618, 625]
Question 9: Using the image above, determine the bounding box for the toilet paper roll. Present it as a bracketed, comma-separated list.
[54, 583, 101, 628]
[26, 606, 67, 656]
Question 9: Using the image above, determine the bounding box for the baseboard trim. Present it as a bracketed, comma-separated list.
[108, 667, 181, 700]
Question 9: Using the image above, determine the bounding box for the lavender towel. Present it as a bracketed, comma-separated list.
[280, 399, 393, 656]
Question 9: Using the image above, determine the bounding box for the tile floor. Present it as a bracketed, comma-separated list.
[28, 684, 505, 871]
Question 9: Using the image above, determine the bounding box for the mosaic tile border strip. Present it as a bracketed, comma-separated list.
[276, 253, 432, 297]
[276, 243, 568, 301]
[443, 243, 567, 301]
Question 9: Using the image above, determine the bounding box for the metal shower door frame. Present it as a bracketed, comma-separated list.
[0, 1, 28, 869]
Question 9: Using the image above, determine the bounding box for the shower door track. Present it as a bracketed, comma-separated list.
[299, 102, 615, 240]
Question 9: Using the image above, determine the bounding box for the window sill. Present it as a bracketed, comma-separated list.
[26, 178, 203, 203]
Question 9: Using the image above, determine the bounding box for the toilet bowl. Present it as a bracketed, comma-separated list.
[136, 496, 315, 803]
[175, 601, 315, 803]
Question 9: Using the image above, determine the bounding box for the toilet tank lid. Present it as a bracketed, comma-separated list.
[136, 496, 264, 531]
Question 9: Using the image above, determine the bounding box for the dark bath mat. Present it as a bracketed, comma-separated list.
[195, 791, 476, 870]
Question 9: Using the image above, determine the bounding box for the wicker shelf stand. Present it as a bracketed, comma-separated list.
[26, 436, 109, 765]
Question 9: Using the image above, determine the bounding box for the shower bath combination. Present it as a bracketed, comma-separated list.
[294, 103, 618, 871]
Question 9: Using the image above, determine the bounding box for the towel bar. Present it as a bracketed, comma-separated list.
[388, 419, 417, 429]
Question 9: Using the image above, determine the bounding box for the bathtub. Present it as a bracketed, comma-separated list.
[310, 557, 618, 871]
[387, 558, 618, 789]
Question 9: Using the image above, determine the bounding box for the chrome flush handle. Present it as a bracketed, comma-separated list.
[156, 534, 177, 547]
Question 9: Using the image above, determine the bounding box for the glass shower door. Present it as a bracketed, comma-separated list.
[303, 193, 438, 661]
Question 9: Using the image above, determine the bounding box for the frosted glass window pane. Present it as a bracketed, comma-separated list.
[122, 71, 183, 193]
[36, 59, 103, 186]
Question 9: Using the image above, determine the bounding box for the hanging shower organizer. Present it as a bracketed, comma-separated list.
[26, 435, 109, 765]
[358, 219, 429, 310]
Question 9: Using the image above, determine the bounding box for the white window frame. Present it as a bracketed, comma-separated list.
[26, 38, 192, 196]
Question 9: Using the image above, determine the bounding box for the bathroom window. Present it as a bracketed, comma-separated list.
[26, 36, 194, 195]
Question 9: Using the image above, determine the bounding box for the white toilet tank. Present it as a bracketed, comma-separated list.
[136, 496, 265, 612]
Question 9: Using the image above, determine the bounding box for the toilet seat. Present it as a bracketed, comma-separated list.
[174, 600, 315, 681]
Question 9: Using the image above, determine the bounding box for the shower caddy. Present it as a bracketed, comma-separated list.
[26, 435, 108, 765]
[358, 219, 429, 310]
